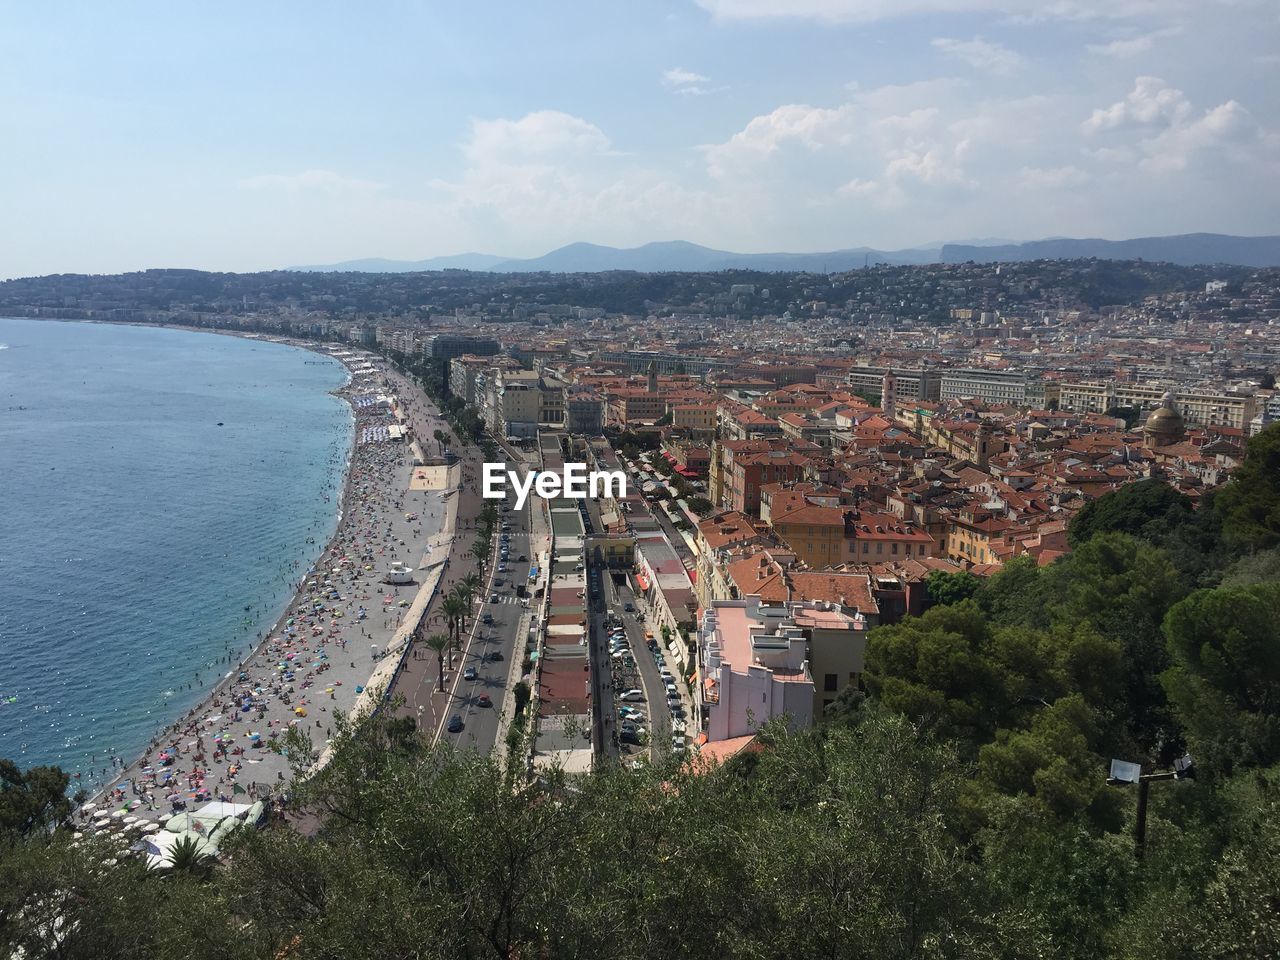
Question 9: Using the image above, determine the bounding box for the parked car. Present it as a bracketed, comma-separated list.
[518, 554, 528, 562]
[623, 602, 635, 612]
[447, 715, 464, 733]
[485, 651, 504, 662]
[620, 689, 645, 702]
[619, 730, 641, 746]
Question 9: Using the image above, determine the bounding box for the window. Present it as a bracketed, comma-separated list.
[891, 543, 899, 556]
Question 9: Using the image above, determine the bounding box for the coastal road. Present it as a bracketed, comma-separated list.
[436, 494, 533, 752]
[383, 371, 533, 754]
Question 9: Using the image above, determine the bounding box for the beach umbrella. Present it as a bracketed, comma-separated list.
[110, 810, 127, 821]
[143, 822, 161, 834]
[80, 802, 98, 814]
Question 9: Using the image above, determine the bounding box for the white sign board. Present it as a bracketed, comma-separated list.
[1110, 759, 1142, 783]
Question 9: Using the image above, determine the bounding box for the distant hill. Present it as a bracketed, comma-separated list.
[288, 253, 509, 272]
[941, 233, 1280, 268]
[287, 233, 1280, 274]
[488, 240, 937, 273]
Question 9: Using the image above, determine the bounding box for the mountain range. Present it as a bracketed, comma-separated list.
[288, 233, 1280, 274]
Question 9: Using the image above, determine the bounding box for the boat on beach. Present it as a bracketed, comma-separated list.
[382, 562, 414, 585]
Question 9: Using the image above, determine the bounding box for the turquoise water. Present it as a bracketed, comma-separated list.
[0, 318, 352, 791]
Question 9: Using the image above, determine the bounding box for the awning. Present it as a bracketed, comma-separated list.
[635, 573, 650, 592]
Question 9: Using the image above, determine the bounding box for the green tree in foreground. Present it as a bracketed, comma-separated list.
[1162, 582, 1280, 776]
[1215, 421, 1280, 553]
[0, 760, 78, 842]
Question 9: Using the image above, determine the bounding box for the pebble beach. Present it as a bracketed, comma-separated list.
[85, 349, 450, 823]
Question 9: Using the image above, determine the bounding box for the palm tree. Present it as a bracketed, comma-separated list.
[449, 583, 471, 634]
[441, 593, 466, 652]
[471, 538, 491, 567]
[460, 571, 482, 599]
[166, 835, 216, 879]
[425, 634, 450, 692]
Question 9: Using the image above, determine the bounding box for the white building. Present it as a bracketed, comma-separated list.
[696, 598, 814, 742]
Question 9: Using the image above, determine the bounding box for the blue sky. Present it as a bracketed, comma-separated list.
[2, 0, 1278, 276]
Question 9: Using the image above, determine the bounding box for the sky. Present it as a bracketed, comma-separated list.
[2, 0, 1278, 277]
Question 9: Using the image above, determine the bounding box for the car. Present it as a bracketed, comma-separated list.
[482, 613, 494, 625]
[476, 694, 493, 708]
[463, 666, 477, 681]
[611, 650, 629, 660]
[498, 564, 507, 572]
[620, 710, 646, 723]
[671, 736, 686, 751]
[623, 602, 635, 612]
[620, 689, 645, 702]
[485, 651, 504, 662]
[619, 730, 641, 746]
[447, 715, 464, 733]
[518, 555, 528, 562]
[670, 705, 686, 719]
[490, 593, 500, 602]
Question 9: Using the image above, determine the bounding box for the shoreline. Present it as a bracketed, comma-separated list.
[81, 330, 446, 820]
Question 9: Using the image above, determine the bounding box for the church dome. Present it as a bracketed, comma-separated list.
[1144, 391, 1185, 445]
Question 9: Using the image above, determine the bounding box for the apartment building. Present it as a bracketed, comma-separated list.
[696, 599, 815, 741]
[846, 365, 942, 402]
[564, 388, 605, 435]
[939, 368, 1027, 405]
[1056, 380, 1259, 430]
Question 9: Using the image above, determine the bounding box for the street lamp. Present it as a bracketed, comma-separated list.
[1107, 755, 1194, 859]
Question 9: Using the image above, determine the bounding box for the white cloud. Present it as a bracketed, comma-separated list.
[1082, 76, 1192, 133]
[695, 0, 1212, 22]
[931, 36, 1026, 74]
[1086, 26, 1178, 58]
[429, 110, 736, 251]
[463, 110, 612, 162]
[662, 67, 719, 96]
[1084, 78, 1277, 173]
[663, 67, 709, 86]
[238, 169, 385, 194]
[1018, 164, 1090, 188]
[1086, 35, 1154, 57]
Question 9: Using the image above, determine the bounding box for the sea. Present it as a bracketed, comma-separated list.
[0, 318, 353, 793]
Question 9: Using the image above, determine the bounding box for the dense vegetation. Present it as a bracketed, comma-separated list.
[4, 425, 1280, 959]
[0, 259, 1261, 320]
